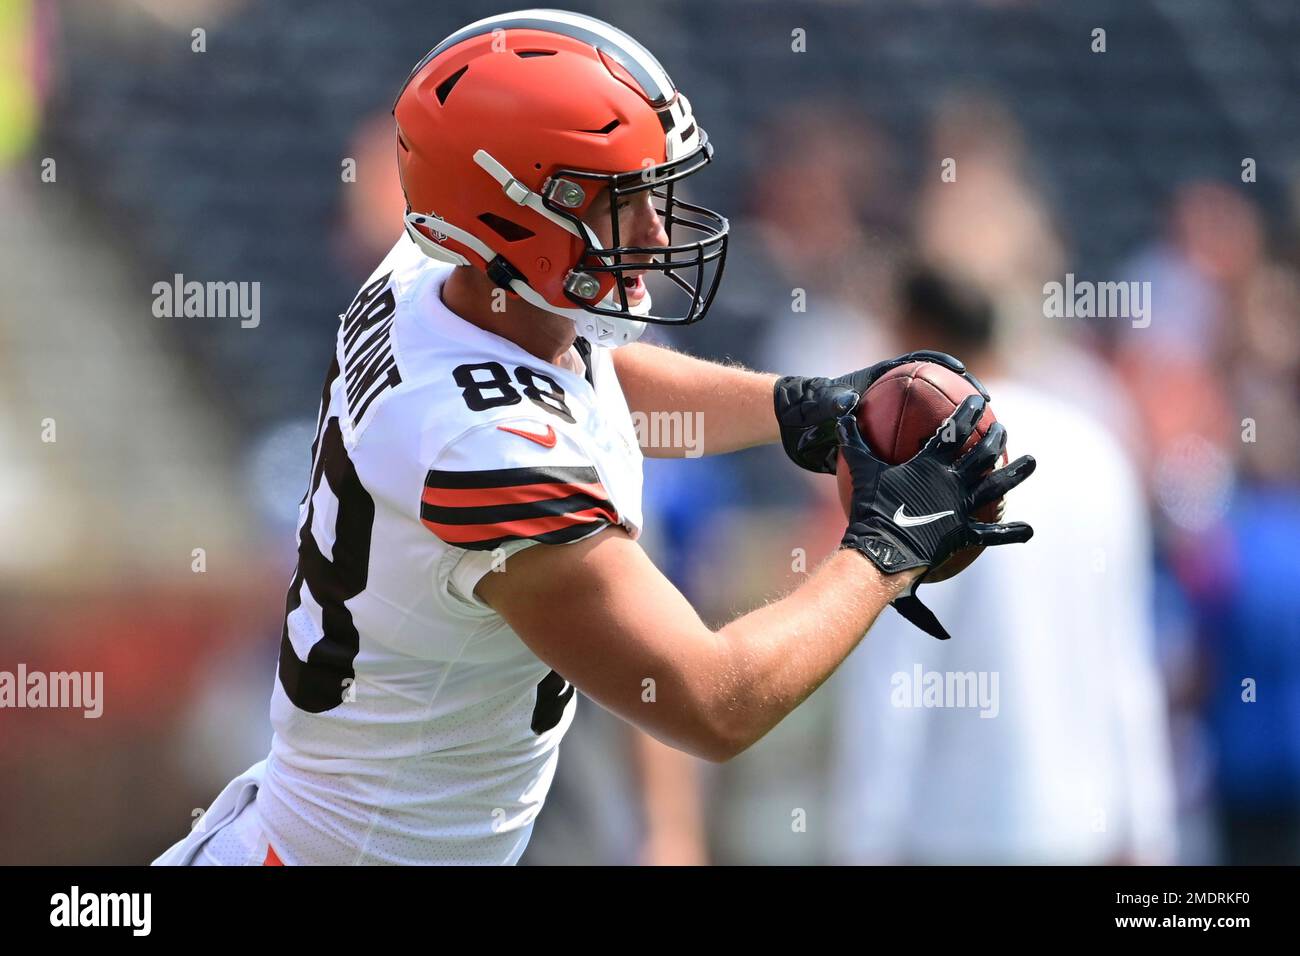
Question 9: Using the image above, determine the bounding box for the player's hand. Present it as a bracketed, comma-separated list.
[837, 393, 1036, 639]
[773, 351, 989, 475]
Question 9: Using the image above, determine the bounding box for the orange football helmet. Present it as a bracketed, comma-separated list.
[392, 9, 729, 346]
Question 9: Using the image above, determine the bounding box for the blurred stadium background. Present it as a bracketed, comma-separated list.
[2, 0, 1298, 865]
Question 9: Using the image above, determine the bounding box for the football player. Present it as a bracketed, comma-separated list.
[154, 8, 1036, 866]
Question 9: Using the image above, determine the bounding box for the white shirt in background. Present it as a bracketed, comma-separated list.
[828, 379, 1176, 864]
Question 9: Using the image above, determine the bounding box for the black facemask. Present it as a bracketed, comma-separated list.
[542, 132, 729, 326]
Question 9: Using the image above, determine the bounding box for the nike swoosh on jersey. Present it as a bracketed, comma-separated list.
[497, 424, 557, 448]
[893, 505, 956, 527]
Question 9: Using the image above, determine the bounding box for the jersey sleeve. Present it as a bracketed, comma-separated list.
[421, 420, 619, 550]
[421, 417, 620, 607]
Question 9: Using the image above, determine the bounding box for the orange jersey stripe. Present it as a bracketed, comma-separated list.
[421, 505, 617, 544]
[422, 480, 609, 509]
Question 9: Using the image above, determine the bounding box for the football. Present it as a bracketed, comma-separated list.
[837, 361, 1008, 582]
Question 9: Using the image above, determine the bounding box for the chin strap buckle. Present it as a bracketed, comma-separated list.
[486, 255, 525, 291]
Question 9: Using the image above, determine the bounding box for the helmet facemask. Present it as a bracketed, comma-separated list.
[543, 133, 729, 329]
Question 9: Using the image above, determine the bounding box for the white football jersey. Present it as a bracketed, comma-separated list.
[255, 234, 644, 864]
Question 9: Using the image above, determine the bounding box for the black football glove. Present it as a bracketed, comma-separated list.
[773, 350, 990, 475]
[837, 393, 1037, 640]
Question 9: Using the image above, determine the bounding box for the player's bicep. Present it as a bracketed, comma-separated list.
[474, 525, 723, 756]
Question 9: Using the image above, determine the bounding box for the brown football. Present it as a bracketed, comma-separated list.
[836, 361, 1007, 582]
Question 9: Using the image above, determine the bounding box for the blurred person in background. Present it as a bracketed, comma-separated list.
[333, 110, 410, 282]
[914, 95, 1063, 349]
[1112, 182, 1250, 502]
[827, 265, 1176, 864]
[1166, 196, 1300, 864]
[1114, 181, 1300, 862]
[726, 101, 902, 378]
[914, 92, 1140, 450]
[1195, 387, 1300, 864]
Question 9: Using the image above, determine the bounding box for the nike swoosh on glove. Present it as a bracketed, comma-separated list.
[773, 350, 990, 475]
[837, 393, 1037, 640]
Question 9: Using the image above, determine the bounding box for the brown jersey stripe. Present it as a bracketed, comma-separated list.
[422, 492, 615, 527]
[446, 518, 615, 553]
[424, 465, 601, 490]
[421, 505, 618, 547]
[422, 479, 609, 510]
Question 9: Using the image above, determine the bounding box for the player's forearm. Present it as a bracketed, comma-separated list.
[701, 550, 920, 760]
[613, 342, 779, 457]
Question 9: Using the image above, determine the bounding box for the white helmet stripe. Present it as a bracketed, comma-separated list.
[400, 9, 676, 108]
[511, 9, 675, 103]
